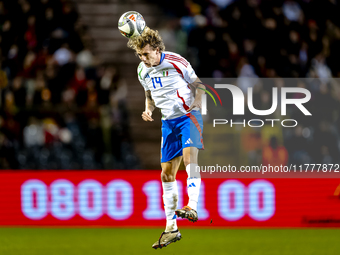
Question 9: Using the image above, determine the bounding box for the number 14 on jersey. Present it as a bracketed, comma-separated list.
[151, 77, 163, 88]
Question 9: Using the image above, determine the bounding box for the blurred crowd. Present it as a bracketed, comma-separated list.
[0, 0, 138, 169]
[1, 0, 340, 169]
[157, 0, 340, 165]
[158, 0, 340, 78]
[242, 80, 340, 166]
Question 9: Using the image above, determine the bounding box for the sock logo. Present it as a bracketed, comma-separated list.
[188, 183, 196, 188]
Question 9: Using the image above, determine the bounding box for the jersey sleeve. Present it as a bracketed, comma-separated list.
[137, 63, 149, 91]
[165, 53, 198, 84]
[182, 61, 198, 84]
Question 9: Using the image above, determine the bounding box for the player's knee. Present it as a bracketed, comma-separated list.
[161, 171, 175, 182]
[183, 156, 191, 167]
[183, 147, 198, 167]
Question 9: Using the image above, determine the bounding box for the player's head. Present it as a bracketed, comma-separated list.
[127, 26, 165, 67]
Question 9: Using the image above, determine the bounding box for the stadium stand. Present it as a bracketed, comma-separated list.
[0, 0, 140, 169]
[1, 0, 340, 169]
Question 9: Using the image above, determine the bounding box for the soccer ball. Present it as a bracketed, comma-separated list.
[118, 11, 146, 39]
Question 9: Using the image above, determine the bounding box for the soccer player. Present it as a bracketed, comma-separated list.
[127, 27, 205, 249]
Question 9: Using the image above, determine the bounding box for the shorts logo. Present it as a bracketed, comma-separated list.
[185, 138, 193, 145]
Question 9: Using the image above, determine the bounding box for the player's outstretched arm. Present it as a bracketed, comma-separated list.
[187, 78, 205, 112]
[142, 90, 155, 121]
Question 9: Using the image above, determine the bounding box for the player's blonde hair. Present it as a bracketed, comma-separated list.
[127, 26, 165, 53]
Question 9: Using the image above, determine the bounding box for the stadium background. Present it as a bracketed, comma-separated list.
[1, 0, 340, 254]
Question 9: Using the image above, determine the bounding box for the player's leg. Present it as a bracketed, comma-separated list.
[183, 146, 201, 210]
[152, 120, 183, 249]
[175, 110, 203, 222]
[152, 156, 182, 249]
[175, 147, 201, 222]
[161, 156, 182, 232]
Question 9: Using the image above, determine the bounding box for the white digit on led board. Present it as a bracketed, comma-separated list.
[248, 180, 275, 221]
[21, 180, 48, 220]
[142, 181, 165, 220]
[78, 180, 103, 220]
[107, 180, 133, 220]
[50, 180, 75, 220]
[218, 180, 245, 221]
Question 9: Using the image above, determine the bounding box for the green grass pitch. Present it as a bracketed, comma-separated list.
[0, 227, 339, 255]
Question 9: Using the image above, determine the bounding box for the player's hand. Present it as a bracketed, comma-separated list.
[187, 98, 202, 112]
[142, 109, 154, 121]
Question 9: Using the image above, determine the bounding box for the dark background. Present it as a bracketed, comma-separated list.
[0, 0, 340, 169]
